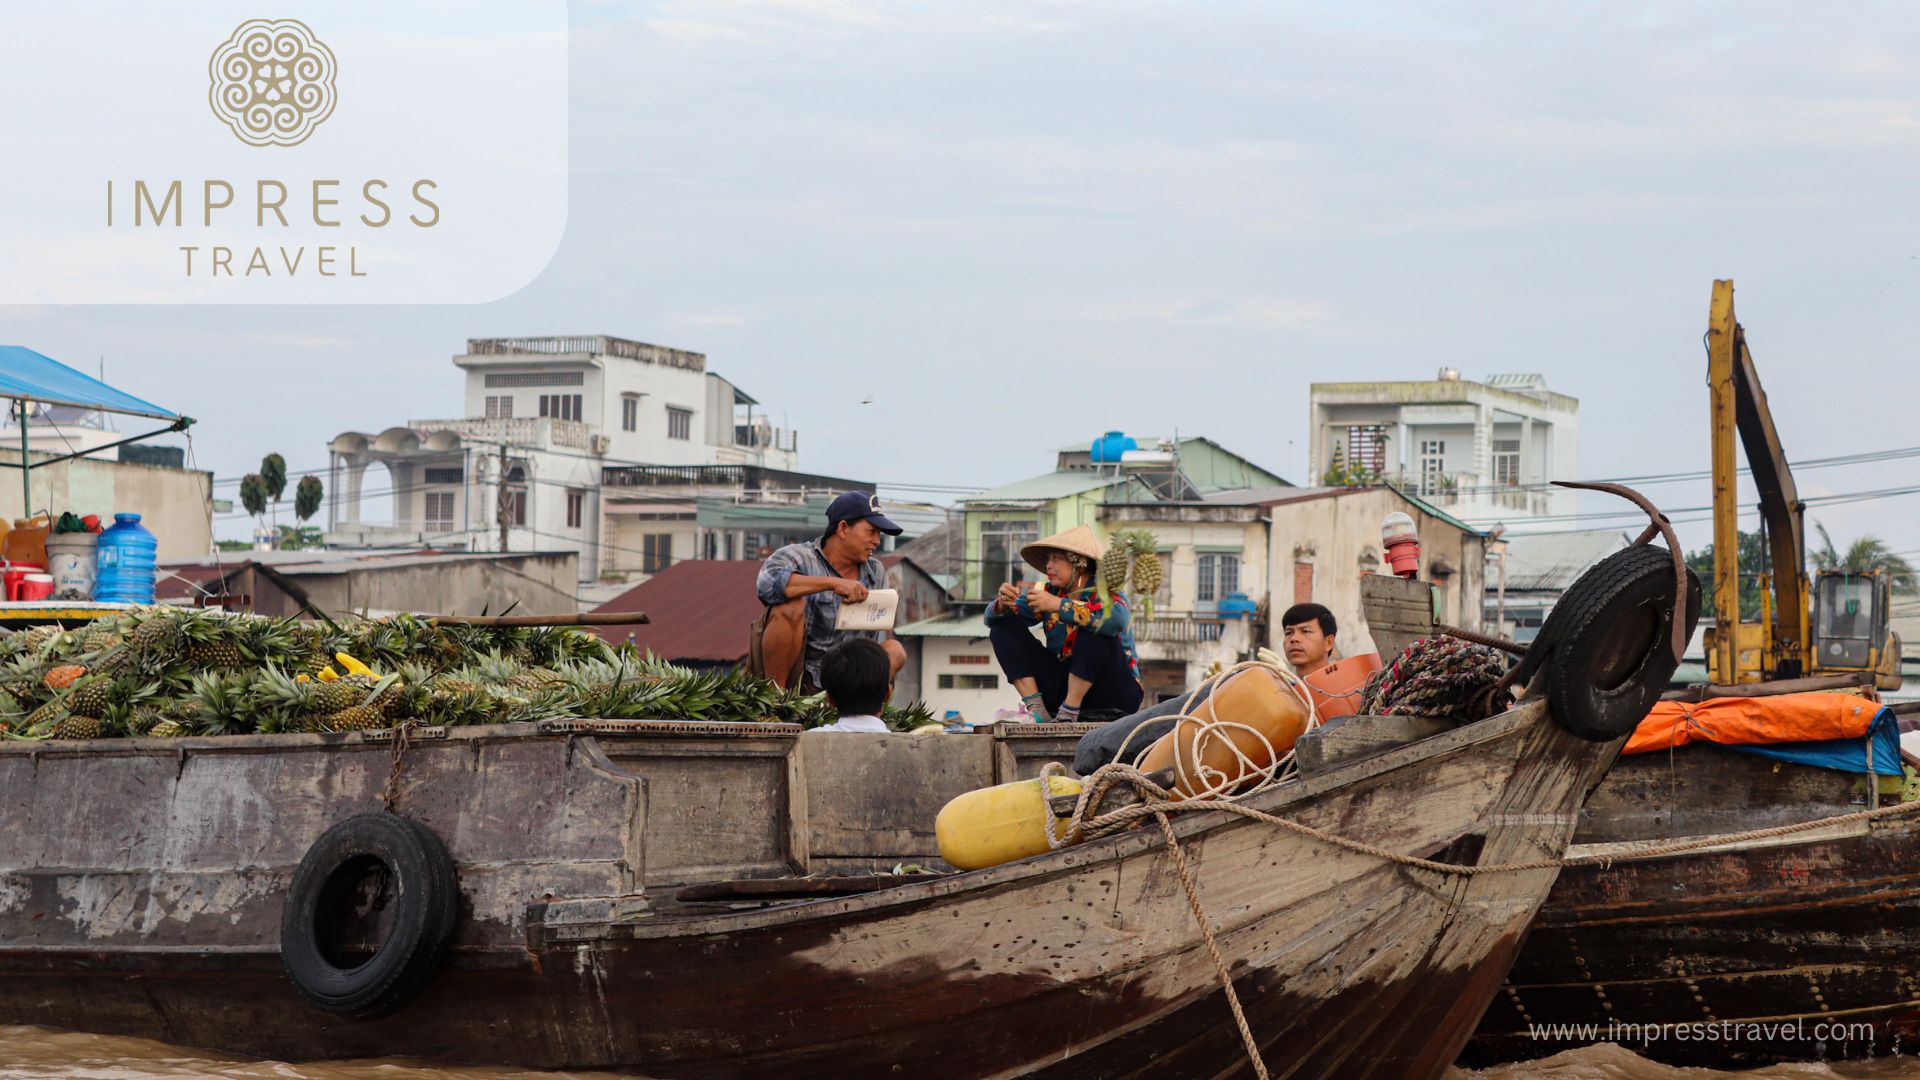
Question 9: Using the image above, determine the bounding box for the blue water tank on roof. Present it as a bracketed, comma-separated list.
[1091, 431, 1137, 463]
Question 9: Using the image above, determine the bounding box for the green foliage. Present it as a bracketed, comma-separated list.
[1319, 444, 1379, 488]
[239, 474, 268, 518]
[1812, 522, 1917, 594]
[260, 454, 287, 504]
[294, 474, 323, 522]
[1685, 530, 1772, 621]
[275, 525, 324, 551]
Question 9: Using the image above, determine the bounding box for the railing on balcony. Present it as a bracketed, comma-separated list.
[466, 335, 705, 372]
[410, 417, 593, 450]
[1132, 613, 1263, 645]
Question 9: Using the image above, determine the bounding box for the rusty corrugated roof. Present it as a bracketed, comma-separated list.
[588, 560, 766, 662]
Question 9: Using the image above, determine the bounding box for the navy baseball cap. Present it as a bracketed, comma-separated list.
[826, 490, 902, 536]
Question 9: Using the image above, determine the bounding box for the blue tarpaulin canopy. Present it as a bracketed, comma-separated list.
[0, 346, 179, 422]
[0, 345, 193, 512]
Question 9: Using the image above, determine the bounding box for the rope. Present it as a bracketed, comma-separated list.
[1359, 636, 1512, 721]
[1065, 761, 1920, 877]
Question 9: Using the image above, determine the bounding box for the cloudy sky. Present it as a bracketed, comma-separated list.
[5, 0, 1920, 554]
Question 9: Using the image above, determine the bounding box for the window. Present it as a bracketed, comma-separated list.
[1419, 439, 1447, 496]
[566, 490, 585, 529]
[484, 395, 513, 419]
[538, 393, 583, 421]
[1345, 425, 1387, 476]
[424, 492, 456, 530]
[950, 654, 992, 666]
[423, 466, 463, 484]
[666, 407, 692, 440]
[621, 395, 639, 432]
[1196, 553, 1240, 607]
[939, 673, 1001, 691]
[499, 490, 526, 526]
[485, 371, 583, 388]
[642, 533, 673, 574]
[1492, 438, 1521, 487]
[979, 519, 1040, 596]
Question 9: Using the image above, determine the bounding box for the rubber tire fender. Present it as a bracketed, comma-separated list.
[280, 812, 459, 1019]
[1530, 544, 1702, 741]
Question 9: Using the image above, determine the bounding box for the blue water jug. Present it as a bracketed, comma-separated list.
[95, 513, 158, 603]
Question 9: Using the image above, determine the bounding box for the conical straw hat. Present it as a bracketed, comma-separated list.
[1022, 524, 1105, 572]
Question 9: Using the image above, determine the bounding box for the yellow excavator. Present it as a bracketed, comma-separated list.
[1704, 279, 1903, 689]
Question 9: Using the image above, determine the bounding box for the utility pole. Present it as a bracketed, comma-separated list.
[496, 441, 511, 552]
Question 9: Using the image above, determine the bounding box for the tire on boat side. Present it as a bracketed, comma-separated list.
[1527, 544, 1702, 741]
[280, 812, 459, 1019]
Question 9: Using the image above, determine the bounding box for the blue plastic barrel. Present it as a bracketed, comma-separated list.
[94, 513, 158, 603]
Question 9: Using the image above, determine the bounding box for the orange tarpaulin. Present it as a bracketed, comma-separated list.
[1624, 691, 1880, 756]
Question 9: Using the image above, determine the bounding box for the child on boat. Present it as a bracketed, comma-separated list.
[814, 638, 893, 733]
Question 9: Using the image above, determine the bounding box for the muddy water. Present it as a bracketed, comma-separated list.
[5, 1027, 1919, 1079]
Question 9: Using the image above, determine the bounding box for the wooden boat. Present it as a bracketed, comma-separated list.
[0, 697, 1618, 1078]
[1462, 684, 1920, 1067]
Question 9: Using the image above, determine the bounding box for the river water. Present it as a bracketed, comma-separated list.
[4, 1027, 1918, 1079]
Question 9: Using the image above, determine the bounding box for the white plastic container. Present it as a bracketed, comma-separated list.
[45, 532, 98, 600]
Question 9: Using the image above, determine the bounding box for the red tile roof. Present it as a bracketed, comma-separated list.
[589, 560, 766, 663]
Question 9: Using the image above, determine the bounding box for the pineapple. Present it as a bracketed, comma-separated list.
[1131, 550, 1164, 596]
[127, 609, 180, 656]
[319, 704, 387, 732]
[1100, 539, 1131, 591]
[43, 663, 87, 690]
[146, 718, 186, 738]
[52, 713, 103, 740]
[255, 668, 319, 714]
[67, 676, 113, 719]
[310, 674, 376, 714]
[0, 655, 44, 704]
[182, 672, 256, 737]
[23, 700, 65, 738]
[19, 625, 61, 655]
[180, 615, 247, 668]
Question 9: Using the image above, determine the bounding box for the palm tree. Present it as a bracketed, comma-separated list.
[1812, 522, 1916, 593]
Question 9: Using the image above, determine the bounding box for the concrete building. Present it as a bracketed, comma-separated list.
[325, 335, 807, 581]
[157, 549, 579, 617]
[1485, 528, 1630, 642]
[0, 447, 212, 562]
[1309, 371, 1578, 523]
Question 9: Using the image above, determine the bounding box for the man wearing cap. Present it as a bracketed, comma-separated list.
[755, 491, 908, 692]
[985, 524, 1144, 725]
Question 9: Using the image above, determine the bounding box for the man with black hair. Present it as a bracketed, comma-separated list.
[755, 490, 909, 692]
[814, 638, 894, 733]
[1279, 602, 1339, 676]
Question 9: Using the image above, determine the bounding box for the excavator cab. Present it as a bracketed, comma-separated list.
[1810, 569, 1903, 690]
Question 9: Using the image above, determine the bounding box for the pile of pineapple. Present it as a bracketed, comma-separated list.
[0, 607, 936, 741]
[1101, 528, 1165, 617]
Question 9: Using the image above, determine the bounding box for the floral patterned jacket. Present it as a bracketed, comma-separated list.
[984, 583, 1141, 683]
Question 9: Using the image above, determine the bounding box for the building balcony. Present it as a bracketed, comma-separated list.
[411, 416, 596, 451]
[1132, 613, 1258, 654]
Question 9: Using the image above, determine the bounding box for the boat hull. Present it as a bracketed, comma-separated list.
[2, 706, 1613, 1078]
[1464, 743, 1920, 1067]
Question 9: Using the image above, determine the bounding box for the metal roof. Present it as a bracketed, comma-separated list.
[0, 346, 180, 421]
[589, 560, 766, 661]
[960, 472, 1145, 505]
[895, 613, 993, 639]
[1497, 529, 1631, 592]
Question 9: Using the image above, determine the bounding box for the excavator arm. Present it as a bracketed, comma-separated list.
[1707, 279, 1809, 681]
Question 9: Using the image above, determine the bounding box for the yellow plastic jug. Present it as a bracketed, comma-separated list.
[935, 773, 1084, 871]
[1137, 666, 1312, 798]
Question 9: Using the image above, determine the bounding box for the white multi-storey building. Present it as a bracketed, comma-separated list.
[1308, 371, 1579, 524]
[326, 335, 804, 580]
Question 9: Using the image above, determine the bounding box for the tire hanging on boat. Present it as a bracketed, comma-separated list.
[279, 812, 459, 1019]
[1527, 544, 1702, 741]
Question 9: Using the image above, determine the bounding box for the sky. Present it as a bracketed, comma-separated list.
[5, 0, 1920, 554]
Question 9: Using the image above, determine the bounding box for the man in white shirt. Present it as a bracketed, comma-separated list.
[814, 638, 894, 733]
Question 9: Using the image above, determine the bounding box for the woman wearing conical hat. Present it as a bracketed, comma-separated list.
[985, 524, 1144, 725]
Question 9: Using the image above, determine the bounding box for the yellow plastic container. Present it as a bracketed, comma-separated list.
[935, 773, 1084, 871]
